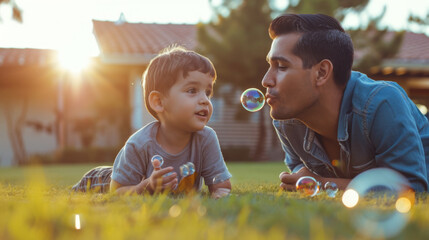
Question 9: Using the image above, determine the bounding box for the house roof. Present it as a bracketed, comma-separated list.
[378, 32, 429, 74]
[92, 20, 197, 65]
[0, 48, 58, 67]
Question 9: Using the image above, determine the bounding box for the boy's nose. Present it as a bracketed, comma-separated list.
[199, 94, 210, 105]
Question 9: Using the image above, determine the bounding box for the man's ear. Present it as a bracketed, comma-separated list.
[314, 59, 333, 87]
[148, 91, 164, 113]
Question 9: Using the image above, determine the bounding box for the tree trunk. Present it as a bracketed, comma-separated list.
[3, 96, 28, 165]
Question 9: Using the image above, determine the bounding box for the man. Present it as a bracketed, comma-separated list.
[262, 14, 429, 192]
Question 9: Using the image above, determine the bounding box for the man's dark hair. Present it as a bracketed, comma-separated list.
[269, 14, 354, 86]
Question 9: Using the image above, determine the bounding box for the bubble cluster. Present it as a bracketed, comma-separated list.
[180, 164, 190, 177]
[241, 88, 265, 112]
[295, 176, 321, 197]
[324, 181, 339, 198]
[342, 168, 415, 239]
[186, 162, 195, 175]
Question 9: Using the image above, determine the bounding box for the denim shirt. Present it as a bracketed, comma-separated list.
[273, 71, 429, 192]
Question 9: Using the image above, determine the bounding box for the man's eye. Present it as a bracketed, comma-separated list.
[278, 65, 287, 70]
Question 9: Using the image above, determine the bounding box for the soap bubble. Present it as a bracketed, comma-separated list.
[186, 162, 195, 175]
[296, 176, 321, 197]
[241, 88, 265, 112]
[151, 155, 164, 169]
[212, 172, 229, 185]
[324, 181, 339, 198]
[343, 168, 415, 239]
[180, 164, 190, 177]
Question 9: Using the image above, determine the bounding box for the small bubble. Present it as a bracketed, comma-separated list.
[212, 173, 229, 185]
[151, 155, 164, 169]
[324, 181, 339, 198]
[241, 88, 265, 112]
[296, 176, 320, 197]
[180, 164, 190, 177]
[186, 162, 195, 175]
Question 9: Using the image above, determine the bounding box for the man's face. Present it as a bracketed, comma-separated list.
[262, 33, 318, 120]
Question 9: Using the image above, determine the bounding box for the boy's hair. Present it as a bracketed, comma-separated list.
[269, 14, 354, 86]
[143, 46, 217, 120]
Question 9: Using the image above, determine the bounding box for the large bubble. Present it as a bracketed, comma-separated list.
[241, 88, 265, 112]
[342, 168, 415, 239]
[296, 176, 321, 197]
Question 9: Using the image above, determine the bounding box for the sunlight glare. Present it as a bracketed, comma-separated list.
[75, 214, 81, 230]
[342, 189, 359, 208]
[395, 197, 412, 213]
[58, 48, 91, 73]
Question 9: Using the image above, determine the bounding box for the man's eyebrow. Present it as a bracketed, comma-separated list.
[267, 55, 291, 63]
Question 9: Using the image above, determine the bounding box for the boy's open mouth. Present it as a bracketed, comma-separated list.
[196, 109, 208, 117]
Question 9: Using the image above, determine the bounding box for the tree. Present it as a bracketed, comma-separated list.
[197, 0, 273, 161]
[0, 0, 22, 22]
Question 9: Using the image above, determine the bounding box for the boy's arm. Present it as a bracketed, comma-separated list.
[208, 179, 232, 199]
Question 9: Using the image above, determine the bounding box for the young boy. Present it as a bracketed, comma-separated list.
[72, 46, 232, 197]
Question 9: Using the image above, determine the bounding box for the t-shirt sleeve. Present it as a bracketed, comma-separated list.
[111, 142, 147, 186]
[200, 128, 232, 185]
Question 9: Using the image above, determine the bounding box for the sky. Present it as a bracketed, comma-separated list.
[0, 0, 428, 59]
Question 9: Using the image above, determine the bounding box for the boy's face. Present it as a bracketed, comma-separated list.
[161, 70, 214, 132]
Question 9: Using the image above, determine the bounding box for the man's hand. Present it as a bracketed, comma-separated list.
[279, 167, 322, 191]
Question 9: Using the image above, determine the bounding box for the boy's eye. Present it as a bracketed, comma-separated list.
[186, 88, 197, 94]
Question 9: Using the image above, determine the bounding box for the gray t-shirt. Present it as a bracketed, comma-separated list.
[112, 121, 231, 191]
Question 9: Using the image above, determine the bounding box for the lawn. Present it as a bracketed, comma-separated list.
[0, 162, 428, 240]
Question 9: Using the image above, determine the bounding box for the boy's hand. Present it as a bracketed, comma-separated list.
[147, 166, 178, 194]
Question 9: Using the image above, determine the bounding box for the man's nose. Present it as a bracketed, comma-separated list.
[262, 70, 274, 88]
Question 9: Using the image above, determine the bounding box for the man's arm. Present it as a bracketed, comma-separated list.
[279, 167, 351, 191]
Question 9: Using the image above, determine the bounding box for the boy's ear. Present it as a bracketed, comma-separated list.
[148, 91, 164, 113]
[314, 59, 333, 87]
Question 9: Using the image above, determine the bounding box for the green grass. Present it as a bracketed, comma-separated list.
[0, 162, 428, 240]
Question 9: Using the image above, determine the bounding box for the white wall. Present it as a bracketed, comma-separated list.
[0, 87, 57, 166]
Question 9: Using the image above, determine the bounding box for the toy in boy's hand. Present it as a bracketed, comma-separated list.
[151, 155, 164, 170]
[174, 162, 196, 194]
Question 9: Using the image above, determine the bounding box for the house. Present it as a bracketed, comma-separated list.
[368, 32, 429, 111]
[0, 48, 59, 166]
[1, 19, 429, 166]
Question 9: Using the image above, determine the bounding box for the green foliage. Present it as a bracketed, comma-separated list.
[197, 0, 272, 93]
[1, 163, 429, 239]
